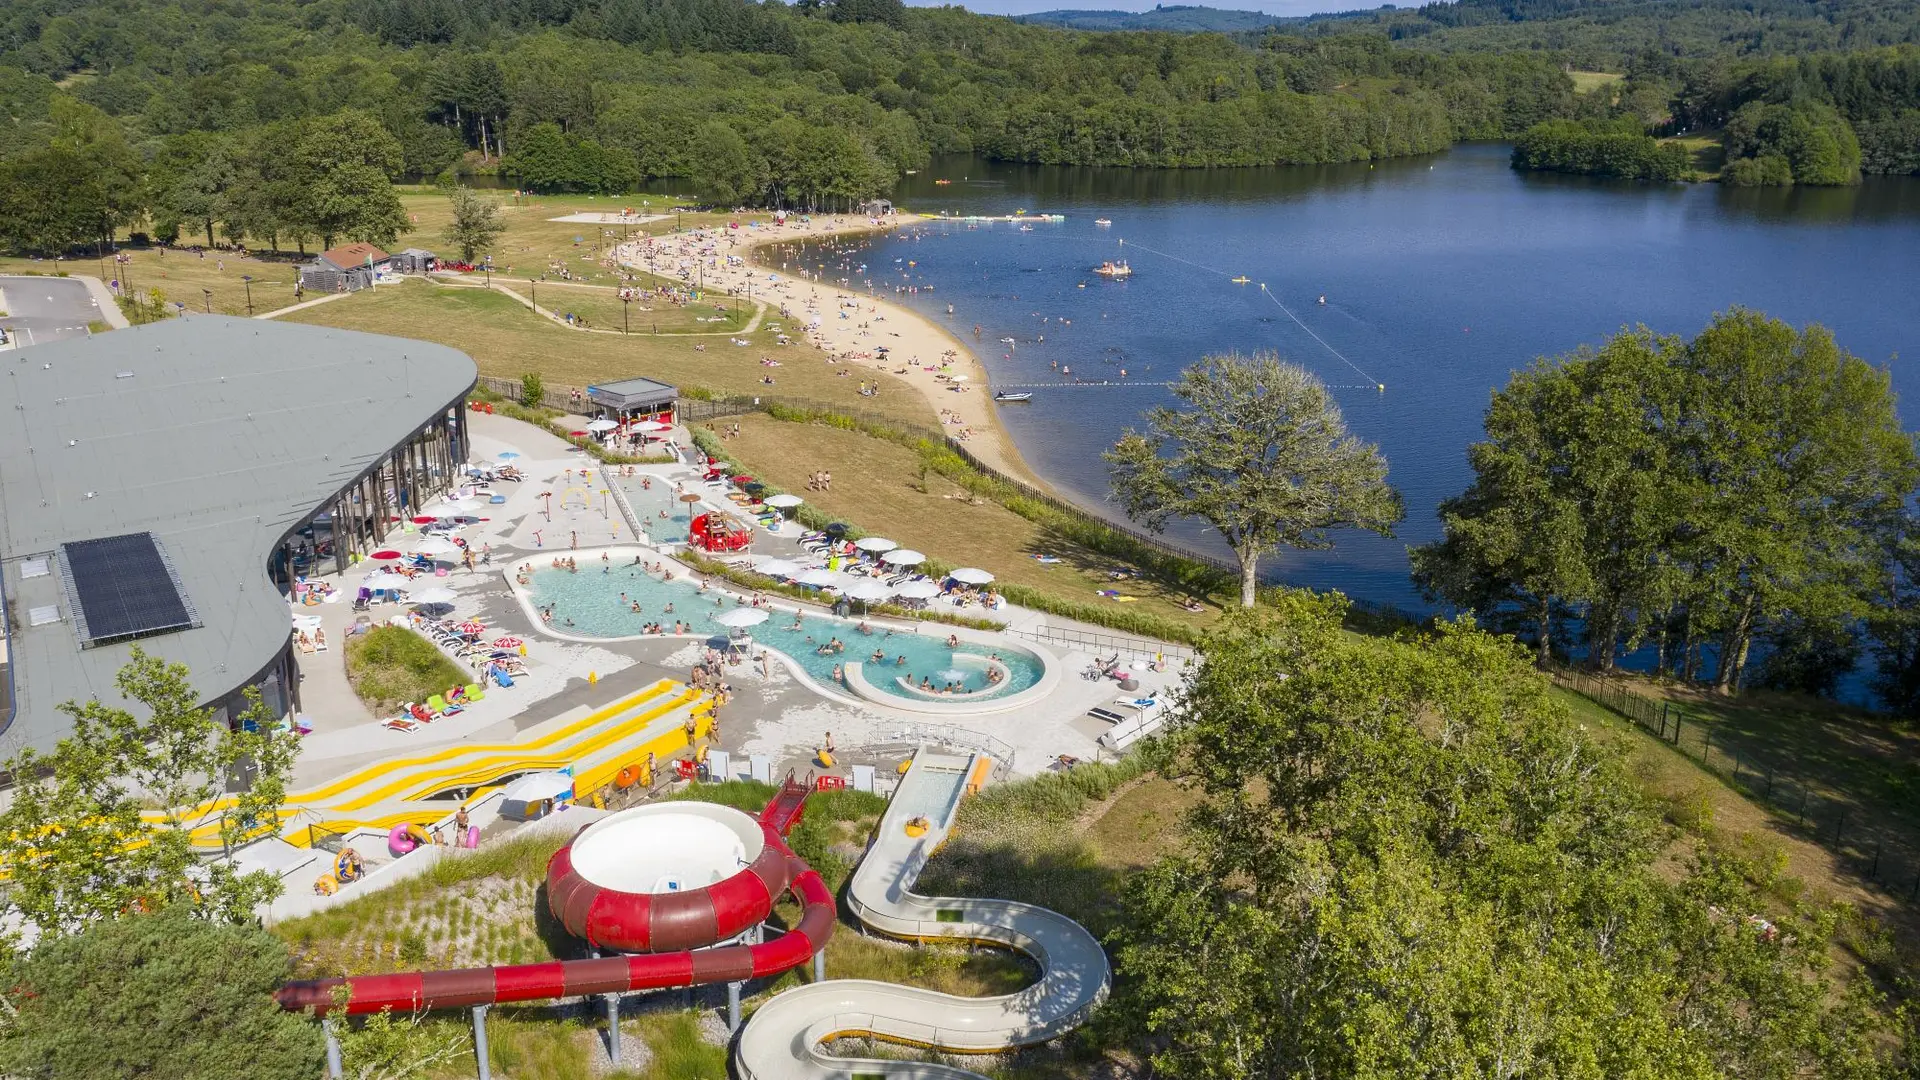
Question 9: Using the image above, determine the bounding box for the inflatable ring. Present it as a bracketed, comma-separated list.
[615, 764, 642, 789]
[904, 816, 930, 838]
[313, 873, 340, 896]
[818, 750, 835, 768]
[388, 823, 431, 858]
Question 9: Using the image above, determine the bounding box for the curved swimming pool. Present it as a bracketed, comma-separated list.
[519, 555, 1044, 705]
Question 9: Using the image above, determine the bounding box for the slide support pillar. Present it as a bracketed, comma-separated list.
[323, 1019, 343, 1079]
[813, 949, 826, 983]
[605, 993, 622, 1065]
[728, 981, 742, 1032]
[472, 1005, 492, 1080]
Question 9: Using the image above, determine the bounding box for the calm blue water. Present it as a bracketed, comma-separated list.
[526, 564, 1044, 700]
[783, 146, 1920, 613]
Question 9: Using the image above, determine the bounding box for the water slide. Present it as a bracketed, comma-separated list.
[158, 680, 709, 850]
[277, 779, 835, 1015]
[733, 752, 1112, 1079]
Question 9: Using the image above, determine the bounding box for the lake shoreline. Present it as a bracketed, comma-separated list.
[661, 212, 1051, 493]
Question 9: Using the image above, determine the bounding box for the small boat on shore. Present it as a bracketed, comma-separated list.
[1093, 260, 1132, 278]
[994, 391, 1033, 403]
[1094, 218, 1113, 227]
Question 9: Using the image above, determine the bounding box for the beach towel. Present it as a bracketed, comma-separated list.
[492, 668, 515, 688]
[1032, 555, 1062, 564]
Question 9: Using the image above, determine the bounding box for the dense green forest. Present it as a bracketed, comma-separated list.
[0, 0, 1917, 248]
[1306, 0, 1920, 67]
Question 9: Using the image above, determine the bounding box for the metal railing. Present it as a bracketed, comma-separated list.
[1012, 625, 1193, 661]
[880, 722, 1016, 780]
[1547, 663, 1920, 904]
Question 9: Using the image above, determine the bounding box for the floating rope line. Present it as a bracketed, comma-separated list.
[1115, 237, 1384, 391]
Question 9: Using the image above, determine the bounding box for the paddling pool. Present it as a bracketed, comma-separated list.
[520, 556, 1045, 706]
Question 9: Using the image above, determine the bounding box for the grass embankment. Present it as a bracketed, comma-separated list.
[697, 412, 1229, 644]
[342, 626, 469, 714]
[285, 281, 940, 430]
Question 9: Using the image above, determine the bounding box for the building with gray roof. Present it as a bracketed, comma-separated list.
[0, 316, 476, 752]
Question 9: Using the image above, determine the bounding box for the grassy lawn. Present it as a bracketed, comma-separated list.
[713, 412, 1230, 630]
[1661, 130, 1726, 178]
[280, 280, 939, 428]
[1569, 70, 1626, 95]
[486, 278, 761, 336]
[0, 187, 734, 320]
[342, 625, 471, 714]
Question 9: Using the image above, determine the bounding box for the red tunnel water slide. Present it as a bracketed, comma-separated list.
[277, 781, 833, 1017]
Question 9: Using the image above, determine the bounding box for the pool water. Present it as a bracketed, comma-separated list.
[525, 562, 1044, 703]
[616, 477, 697, 545]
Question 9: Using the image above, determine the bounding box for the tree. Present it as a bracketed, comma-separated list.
[148, 131, 236, 248]
[1105, 352, 1402, 607]
[1411, 361, 1592, 665]
[0, 648, 302, 936]
[0, 906, 325, 1079]
[441, 185, 504, 262]
[1417, 330, 1685, 671]
[688, 121, 765, 206]
[520, 371, 544, 407]
[292, 111, 410, 249]
[1677, 310, 1917, 691]
[1108, 596, 1900, 1079]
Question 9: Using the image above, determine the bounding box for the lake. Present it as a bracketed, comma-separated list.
[780, 144, 1920, 613]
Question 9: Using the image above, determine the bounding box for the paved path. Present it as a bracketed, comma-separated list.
[0, 275, 109, 349]
[257, 292, 352, 320]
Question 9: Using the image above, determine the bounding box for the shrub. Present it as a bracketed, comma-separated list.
[343, 625, 469, 712]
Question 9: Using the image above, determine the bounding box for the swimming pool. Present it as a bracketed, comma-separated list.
[615, 476, 698, 545]
[522, 557, 1044, 705]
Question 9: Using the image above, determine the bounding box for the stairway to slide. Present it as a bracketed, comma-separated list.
[733, 751, 1111, 1079]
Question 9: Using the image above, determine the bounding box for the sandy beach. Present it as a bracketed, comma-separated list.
[612, 214, 1042, 488]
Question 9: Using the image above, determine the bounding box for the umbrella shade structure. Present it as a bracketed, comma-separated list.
[497, 451, 520, 460]
[796, 568, 845, 589]
[895, 580, 942, 600]
[585, 418, 619, 432]
[764, 493, 804, 509]
[824, 522, 850, 537]
[412, 537, 460, 556]
[855, 536, 898, 554]
[407, 587, 457, 605]
[948, 374, 969, 382]
[645, 421, 674, 432]
[411, 515, 437, 525]
[843, 579, 893, 603]
[369, 550, 402, 560]
[881, 548, 926, 567]
[713, 608, 770, 629]
[743, 482, 767, 495]
[949, 567, 995, 585]
[679, 492, 704, 504]
[753, 557, 802, 578]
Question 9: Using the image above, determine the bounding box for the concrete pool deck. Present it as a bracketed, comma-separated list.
[285, 410, 1186, 789]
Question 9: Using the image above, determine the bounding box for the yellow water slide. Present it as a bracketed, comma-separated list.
[150, 679, 713, 849]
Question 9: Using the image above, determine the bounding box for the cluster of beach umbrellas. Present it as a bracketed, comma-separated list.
[748, 542, 995, 610]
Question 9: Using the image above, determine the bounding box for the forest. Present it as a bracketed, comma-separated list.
[0, 0, 1916, 245]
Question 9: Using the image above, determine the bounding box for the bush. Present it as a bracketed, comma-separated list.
[344, 625, 469, 712]
[519, 371, 544, 407]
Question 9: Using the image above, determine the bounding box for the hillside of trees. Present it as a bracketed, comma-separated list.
[1302, 0, 1920, 67]
[0, 0, 1916, 248]
[1017, 5, 1292, 32]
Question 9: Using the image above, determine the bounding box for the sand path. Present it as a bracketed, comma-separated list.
[612, 215, 1041, 488]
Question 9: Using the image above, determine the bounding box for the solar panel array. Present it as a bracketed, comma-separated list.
[58, 532, 200, 647]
